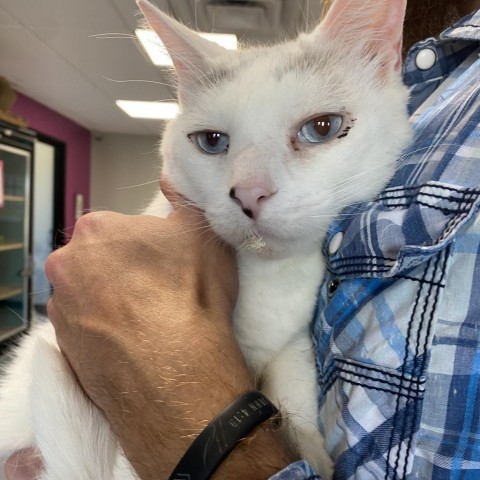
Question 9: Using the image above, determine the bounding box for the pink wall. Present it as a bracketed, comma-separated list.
[11, 92, 91, 231]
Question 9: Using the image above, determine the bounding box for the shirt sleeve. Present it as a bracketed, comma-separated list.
[269, 460, 322, 479]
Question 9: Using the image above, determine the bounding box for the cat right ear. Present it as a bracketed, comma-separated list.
[137, 0, 229, 100]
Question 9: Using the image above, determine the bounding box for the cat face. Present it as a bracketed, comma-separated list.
[139, 0, 412, 259]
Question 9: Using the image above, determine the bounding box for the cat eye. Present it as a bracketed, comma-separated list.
[297, 114, 343, 144]
[189, 131, 229, 154]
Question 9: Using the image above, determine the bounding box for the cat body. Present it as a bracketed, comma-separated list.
[234, 250, 326, 468]
[0, 0, 412, 478]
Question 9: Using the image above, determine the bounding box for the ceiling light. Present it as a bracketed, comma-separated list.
[135, 29, 238, 66]
[198, 32, 238, 50]
[116, 100, 179, 119]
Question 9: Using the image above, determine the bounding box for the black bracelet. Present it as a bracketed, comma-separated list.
[168, 390, 279, 480]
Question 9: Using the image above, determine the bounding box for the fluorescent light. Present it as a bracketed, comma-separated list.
[136, 29, 172, 66]
[116, 100, 179, 119]
[198, 32, 238, 50]
[135, 29, 238, 67]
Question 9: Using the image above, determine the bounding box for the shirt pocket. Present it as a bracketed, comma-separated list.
[318, 358, 425, 480]
[325, 182, 480, 282]
[313, 248, 450, 479]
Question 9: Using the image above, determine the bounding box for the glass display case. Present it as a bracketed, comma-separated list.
[0, 126, 33, 344]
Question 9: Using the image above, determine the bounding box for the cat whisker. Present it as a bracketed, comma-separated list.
[1, 305, 26, 323]
[168, 50, 216, 91]
[171, 200, 209, 215]
[89, 33, 136, 39]
[153, 222, 215, 240]
[117, 179, 161, 190]
[277, 193, 361, 214]
[295, 0, 311, 37]
[331, 190, 370, 207]
[305, 212, 353, 219]
[101, 31, 216, 92]
[102, 76, 175, 90]
[201, 231, 227, 251]
[331, 164, 385, 189]
[30, 288, 54, 296]
[194, 0, 199, 31]
[399, 143, 463, 160]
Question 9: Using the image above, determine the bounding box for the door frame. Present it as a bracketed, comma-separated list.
[36, 133, 66, 248]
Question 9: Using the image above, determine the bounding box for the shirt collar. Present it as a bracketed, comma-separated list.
[403, 9, 480, 114]
[441, 9, 480, 41]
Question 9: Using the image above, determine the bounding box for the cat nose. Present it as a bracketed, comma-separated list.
[229, 186, 276, 220]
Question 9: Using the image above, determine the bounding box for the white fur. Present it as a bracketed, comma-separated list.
[0, 0, 412, 478]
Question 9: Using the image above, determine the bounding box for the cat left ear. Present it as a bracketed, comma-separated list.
[137, 0, 230, 99]
[316, 0, 407, 75]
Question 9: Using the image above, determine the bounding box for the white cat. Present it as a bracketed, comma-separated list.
[0, 0, 412, 478]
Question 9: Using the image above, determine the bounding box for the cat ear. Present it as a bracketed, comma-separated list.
[137, 0, 229, 98]
[317, 0, 407, 74]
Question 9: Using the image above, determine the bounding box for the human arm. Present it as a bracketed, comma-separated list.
[44, 187, 296, 479]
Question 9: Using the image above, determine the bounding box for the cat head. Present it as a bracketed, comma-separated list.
[138, 0, 412, 259]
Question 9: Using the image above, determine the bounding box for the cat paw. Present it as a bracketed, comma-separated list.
[297, 430, 334, 480]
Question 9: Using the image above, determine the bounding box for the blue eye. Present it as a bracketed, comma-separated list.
[191, 131, 229, 154]
[298, 114, 343, 144]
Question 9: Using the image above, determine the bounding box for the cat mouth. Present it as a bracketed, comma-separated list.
[240, 230, 267, 252]
[236, 225, 305, 258]
[239, 225, 284, 254]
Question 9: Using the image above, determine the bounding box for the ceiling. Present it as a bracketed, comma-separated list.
[0, 0, 323, 135]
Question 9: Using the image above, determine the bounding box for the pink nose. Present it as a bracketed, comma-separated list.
[229, 186, 275, 220]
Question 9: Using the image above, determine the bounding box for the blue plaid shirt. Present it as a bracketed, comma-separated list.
[272, 10, 480, 480]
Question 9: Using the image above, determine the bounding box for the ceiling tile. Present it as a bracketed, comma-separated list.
[0, 0, 325, 135]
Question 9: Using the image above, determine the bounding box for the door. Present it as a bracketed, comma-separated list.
[0, 142, 32, 342]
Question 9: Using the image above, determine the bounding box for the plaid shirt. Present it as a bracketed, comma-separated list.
[272, 10, 480, 480]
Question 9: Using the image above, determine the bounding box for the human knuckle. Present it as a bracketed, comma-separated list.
[74, 211, 109, 235]
[45, 248, 64, 282]
[46, 297, 55, 319]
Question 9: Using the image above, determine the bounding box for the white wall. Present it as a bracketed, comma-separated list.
[33, 141, 55, 306]
[90, 133, 162, 214]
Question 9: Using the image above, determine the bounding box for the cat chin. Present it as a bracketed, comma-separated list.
[240, 230, 268, 253]
[209, 219, 321, 259]
[237, 242, 319, 261]
[234, 230, 319, 260]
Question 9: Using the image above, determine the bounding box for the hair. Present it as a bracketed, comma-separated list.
[402, 1, 462, 57]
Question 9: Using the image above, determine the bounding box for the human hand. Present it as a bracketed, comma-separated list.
[45, 179, 293, 478]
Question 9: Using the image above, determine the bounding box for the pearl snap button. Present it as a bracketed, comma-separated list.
[328, 278, 340, 297]
[328, 232, 344, 255]
[415, 48, 437, 70]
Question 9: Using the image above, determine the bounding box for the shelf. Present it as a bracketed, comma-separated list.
[3, 195, 25, 202]
[0, 142, 32, 345]
[0, 285, 23, 301]
[0, 323, 25, 344]
[0, 242, 23, 252]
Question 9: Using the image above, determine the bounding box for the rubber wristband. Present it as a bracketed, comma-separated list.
[168, 390, 279, 480]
